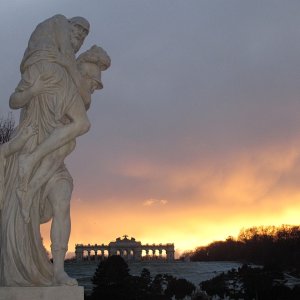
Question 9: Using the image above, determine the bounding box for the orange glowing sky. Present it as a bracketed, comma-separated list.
[2, 1, 300, 257]
[42, 138, 300, 256]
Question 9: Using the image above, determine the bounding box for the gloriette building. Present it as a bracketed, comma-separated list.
[75, 235, 175, 262]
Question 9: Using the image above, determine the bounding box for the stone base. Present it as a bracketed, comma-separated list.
[0, 286, 84, 300]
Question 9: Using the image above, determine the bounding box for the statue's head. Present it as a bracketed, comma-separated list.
[69, 16, 90, 53]
[80, 63, 102, 93]
[77, 45, 111, 94]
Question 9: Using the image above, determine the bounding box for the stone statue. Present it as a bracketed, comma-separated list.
[0, 14, 110, 288]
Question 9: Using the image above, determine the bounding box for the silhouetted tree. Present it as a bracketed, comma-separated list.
[201, 272, 227, 299]
[138, 268, 152, 298]
[140, 268, 151, 285]
[201, 264, 300, 300]
[89, 256, 196, 300]
[91, 255, 132, 300]
[165, 277, 196, 300]
[0, 113, 14, 145]
[148, 274, 165, 298]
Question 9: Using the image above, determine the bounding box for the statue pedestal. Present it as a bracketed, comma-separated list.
[0, 286, 84, 300]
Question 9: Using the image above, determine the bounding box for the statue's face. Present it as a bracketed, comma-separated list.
[70, 24, 88, 53]
[81, 63, 103, 93]
[86, 78, 101, 94]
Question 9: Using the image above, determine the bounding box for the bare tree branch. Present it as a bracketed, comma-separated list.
[0, 112, 15, 145]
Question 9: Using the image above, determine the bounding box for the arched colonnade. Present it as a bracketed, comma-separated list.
[75, 236, 175, 262]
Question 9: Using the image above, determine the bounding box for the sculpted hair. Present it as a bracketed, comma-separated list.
[77, 45, 111, 71]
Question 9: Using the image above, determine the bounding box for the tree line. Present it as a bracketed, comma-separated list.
[201, 264, 300, 300]
[188, 225, 300, 269]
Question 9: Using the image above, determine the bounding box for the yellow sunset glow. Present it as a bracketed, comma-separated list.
[40, 139, 300, 257]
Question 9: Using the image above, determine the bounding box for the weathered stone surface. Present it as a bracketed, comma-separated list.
[0, 286, 84, 300]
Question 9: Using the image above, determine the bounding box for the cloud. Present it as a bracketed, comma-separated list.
[143, 198, 168, 206]
[6, 1, 300, 254]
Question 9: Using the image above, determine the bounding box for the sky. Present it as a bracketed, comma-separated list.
[1, 0, 300, 256]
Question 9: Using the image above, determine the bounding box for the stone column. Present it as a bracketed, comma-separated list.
[76, 249, 84, 261]
[134, 248, 142, 261]
[167, 250, 175, 261]
[130, 250, 134, 261]
[75, 248, 79, 261]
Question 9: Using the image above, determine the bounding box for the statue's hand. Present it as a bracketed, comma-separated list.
[22, 122, 39, 139]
